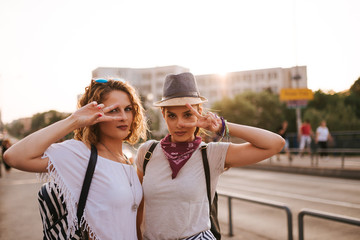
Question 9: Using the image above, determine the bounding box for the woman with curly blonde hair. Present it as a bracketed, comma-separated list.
[4, 78, 148, 240]
[74, 79, 147, 145]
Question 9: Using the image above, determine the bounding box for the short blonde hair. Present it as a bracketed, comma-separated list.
[74, 79, 148, 145]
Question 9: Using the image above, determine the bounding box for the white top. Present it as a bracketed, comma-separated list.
[136, 140, 230, 240]
[42, 139, 142, 240]
[316, 126, 330, 142]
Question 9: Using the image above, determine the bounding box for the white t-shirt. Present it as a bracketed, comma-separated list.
[316, 126, 329, 142]
[136, 140, 230, 240]
[43, 139, 142, 240]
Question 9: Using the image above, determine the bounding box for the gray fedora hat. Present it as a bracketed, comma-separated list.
[153, 72, 208, 107]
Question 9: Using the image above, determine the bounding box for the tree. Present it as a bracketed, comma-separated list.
[29, 110, 69, 135]
[307, 90, 343, 110]
[212, 91, 293, 132]
[212, 94, 257, 127]
[30, 113, 47, 133]
[349, 77, 360, 95]
[345, 77, 360, 118]
[304, 86, 360, 131]
[242, 91, 287, 131]
[5, 121, 24, 138]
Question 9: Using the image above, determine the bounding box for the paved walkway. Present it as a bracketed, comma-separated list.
[0, 169, 43, 240]
[246, 153, 360, 180]
[266, 153, 360, 170]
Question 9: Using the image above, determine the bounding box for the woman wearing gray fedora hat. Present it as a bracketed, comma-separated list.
[136, 72, 285, 240]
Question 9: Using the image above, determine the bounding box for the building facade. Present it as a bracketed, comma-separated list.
[196, 66, 307, 107]
[92, 65, 307, 135]
[92, 65, 190, 104]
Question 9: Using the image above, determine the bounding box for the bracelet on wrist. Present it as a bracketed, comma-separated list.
[224, 120, 230, 141]
[217, 117, 226, 137]
[217, 117, 230, 142]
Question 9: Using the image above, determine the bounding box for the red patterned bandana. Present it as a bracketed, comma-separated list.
[160, 134, 202, 179]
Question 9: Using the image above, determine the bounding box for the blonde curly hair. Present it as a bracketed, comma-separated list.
[74, 79, 148, 145]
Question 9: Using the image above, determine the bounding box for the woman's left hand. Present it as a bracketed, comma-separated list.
[185, 103, 222, 133]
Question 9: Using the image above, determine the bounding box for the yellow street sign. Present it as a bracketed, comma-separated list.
[280, 88, 314, 101]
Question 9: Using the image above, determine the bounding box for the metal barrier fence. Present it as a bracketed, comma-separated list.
[287, 131, 360, 149]
[218, 193, 360, 240]
[287, 148, 360, 168]
[312, 148, 360, 168]
[298, 208, 360, 240]
[218, 193, 293, 240]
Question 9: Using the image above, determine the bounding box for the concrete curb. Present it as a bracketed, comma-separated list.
[241, 164, 360, 180]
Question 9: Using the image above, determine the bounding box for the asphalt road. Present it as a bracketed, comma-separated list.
[217, 167, 360, 240]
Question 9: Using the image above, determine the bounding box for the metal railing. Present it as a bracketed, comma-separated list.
[218, 193, 360, 240]
[218, 192, 293, 240]
[286, 148, 360, 168]
[298, 208, 360, 240]
[312, 148, 360, 168]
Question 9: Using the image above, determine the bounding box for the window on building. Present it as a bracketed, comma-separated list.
[142, 73, 152, 79]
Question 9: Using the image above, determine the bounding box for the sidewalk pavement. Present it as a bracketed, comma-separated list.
[0, 169, 43, 240]
[244, 153, 360, 180]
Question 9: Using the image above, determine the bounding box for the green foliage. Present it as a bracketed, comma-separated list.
[30, 113, 46, 132]
[145, 107, 161, 139]
[304, 97, 360, 131]
[303, 78, 360, 131]
[213, 94, 256, 126]
[5, 121, 24, 138]
[29, 110, 69, 135]
[344, 77, 360, 118]
[345, 94, 360, 118]
[349, 77, 360, 95]
[213, 91, 291, 132]
[5, 110, 71, 139]
[212, 76, 360, 133]
[307, 90, 343, 110]
[242, 91, 286, 131]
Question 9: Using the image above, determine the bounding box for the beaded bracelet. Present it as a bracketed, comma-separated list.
[224, 120, 230, 141]
[217, 117, 226, 137]
[217, 117, 230, 142]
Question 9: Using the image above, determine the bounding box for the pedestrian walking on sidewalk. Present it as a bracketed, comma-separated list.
[1, 138, 12, 172]
[135, 72, 285, 240]
[276, 120, 292, 162]
[315, 120, 332, 158]
[4, 78, 148, 240]
[299, 119, 313, 157]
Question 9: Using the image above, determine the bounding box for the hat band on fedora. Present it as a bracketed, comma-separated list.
[161, 91, 200, 101]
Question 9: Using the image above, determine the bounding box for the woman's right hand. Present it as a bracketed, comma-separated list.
[184, 103, 222, 133]
[69, 101, 122, 129]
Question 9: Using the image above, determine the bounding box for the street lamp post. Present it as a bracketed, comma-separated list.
[292, 69, 302, 138]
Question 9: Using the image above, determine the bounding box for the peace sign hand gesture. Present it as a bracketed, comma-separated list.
[184, 103, 223, 133]
[70, 101, 122, 129]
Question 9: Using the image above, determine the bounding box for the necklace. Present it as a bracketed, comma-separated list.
[99, 142, 138, 211]
[99, 142, 130, 164]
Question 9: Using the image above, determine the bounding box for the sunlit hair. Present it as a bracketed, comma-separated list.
[74, 79, 148, 145]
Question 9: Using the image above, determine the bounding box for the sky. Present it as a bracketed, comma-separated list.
[0, 0, 359, 124]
